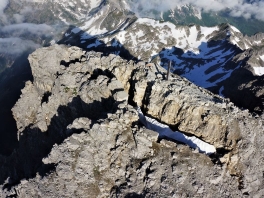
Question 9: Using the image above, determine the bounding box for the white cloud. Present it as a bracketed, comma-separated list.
[126, 0, 264, 21]
[0, 0, 9, 23]
[0, 0, 8, 13]
[0, 1, 59, 60]
[13, 14, 25, 23]
[1, 23, 54, 37]
[0, 37, 40, 56]
[0, 24, 55, 55]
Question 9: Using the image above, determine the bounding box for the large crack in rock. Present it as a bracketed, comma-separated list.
[1, 44, 264, 197]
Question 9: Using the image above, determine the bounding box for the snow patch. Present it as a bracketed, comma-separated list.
[230, 25, 240, 33]
[89, 0, 101, 9]
[87, 40, 102, 48]
[254, 40, 262, 45]
[71, 27, 81, 34]
[253, 67, 264, 76]
[137, 107, 216, 154]
[260, 55, 264, 61]
[200, 26, 218, 36]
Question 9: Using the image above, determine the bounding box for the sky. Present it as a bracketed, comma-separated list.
[126, 0, 264, 21]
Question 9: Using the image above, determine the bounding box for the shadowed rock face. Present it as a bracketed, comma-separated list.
[1, 45, 264, 197]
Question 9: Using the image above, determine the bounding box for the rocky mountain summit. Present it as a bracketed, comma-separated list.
[1, 44, 264, 197]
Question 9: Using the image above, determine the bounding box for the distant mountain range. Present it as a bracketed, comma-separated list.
[167, 8, 264, 36]
[126, 1, 264, 36]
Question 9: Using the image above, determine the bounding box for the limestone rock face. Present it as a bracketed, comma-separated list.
[12, 81, 41, 133]
[129, 66, 241, 150]
[1, 45, 264, 197]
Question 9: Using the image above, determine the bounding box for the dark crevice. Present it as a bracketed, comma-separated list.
[41, 91, 52, 104]
[110, 134, 121, 151]
[243, 192, 249, 196]
[89, 68, 115, 81]
[208, 153, 224, 166]
[238, 174, 244, 190]
[127, 69, 139, 107]
[141, 81, 155, 111]
[145, 165, 154, 175]
[209, 147, 232, 165]
[111, 88, 125, 96]
[55, 71, 63, 78]
[110, 182, 129, 198]
[130, 121, 138, 148]
[38, 163, 58, 178]
[136, 159, 147, 171]
[124, 192, 145, 198]
[60, 59, 81, 67]
[216, 147, 231, 156]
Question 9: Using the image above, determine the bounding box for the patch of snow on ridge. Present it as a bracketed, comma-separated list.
[80, 7, 108, 36]
[71, 27, 81, 34]
[121, 0, 130, 10]
[230, 25, 241, 33]
[260, 55, 264, 61]
[87, 39, 102, 48]
[188, 26, 199, 48]
[136, 18, 218, 53]
[200, 26, 218, 36]
[253, 67, 264, 76]
[254, 40, 262, 45]
[89, 0, 101, 9]
[137, 107, 216, 154]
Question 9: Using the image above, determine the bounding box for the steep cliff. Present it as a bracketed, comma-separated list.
[1, 45, 264, 197]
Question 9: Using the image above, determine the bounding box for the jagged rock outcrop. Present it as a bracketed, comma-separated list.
[1, 45, 264, 197]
